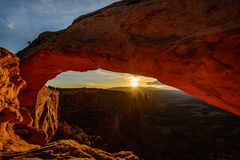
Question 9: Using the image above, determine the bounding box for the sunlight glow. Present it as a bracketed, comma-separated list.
[47, 69, 178, 90]
[130, 77, 139, 87]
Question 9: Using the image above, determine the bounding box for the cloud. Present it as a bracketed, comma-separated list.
[7, 21, 15, 29]
[146, 80, 162, 86]
[0, 0, 117, 52]
[47, 69, 132, 88]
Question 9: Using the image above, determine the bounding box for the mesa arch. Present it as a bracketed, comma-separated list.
[17, 0, 240, 115]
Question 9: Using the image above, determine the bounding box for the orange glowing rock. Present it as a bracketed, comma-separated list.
[17, 0, 240, 115]
[0, 48, 37, 152]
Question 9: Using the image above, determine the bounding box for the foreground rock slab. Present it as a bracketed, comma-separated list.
[0, 139, 139, 160]
[17, 0, 240, 115]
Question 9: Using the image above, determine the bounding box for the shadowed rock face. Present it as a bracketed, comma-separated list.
[14, 86, 60, 146]
[57, 88, 145, 151]
[17, 0, 240, 115]
[33, 86, 59, 141]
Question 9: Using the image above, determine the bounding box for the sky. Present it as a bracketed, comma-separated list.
[0, 0, 117, 53]
[46, 69, 177, 89]
[0, 0, 177, 89]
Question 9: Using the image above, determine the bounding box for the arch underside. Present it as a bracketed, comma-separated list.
[17, 0, 240, 115]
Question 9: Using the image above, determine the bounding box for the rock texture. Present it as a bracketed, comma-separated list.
[14, 86, 59, 146]
[17, 0, 240, 115]
[34, 86, 59, 142]
[0, 49, 138, 159]
[0, 48, 55, 151]
[0, 48, 37, 152]
[0, 139, 139, 160]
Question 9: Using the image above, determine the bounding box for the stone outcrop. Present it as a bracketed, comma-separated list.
[0, 48, 53, 151]
[14, 86, 59, 146]
[17, 0, 240, 115]
[34, 86, 59, 141]
[0, 49, 139, 158]
[0, 48, 37, 152]
[0, 139, 139, 160]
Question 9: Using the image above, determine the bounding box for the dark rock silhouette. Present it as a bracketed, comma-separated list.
[53, 121, 107, 149]
[57, 88, 146, 151]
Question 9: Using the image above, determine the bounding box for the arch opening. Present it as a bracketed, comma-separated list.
[46, 69, 177, 90]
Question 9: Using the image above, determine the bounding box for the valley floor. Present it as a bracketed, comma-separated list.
[58, 88, 240, 160]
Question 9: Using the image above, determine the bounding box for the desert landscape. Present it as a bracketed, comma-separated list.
[0, 0, 240, 159]
[56, 87, 240, 160]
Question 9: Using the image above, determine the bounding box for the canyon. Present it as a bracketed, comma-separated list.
[0, 0, 240, 159]
[57, 87, 240, 159]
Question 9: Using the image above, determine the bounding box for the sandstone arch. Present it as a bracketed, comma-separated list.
[17, 0, 240, 115]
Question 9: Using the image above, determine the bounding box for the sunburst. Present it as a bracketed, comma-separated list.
[130, 77, 139, 87]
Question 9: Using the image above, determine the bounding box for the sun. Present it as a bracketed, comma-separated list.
[130, 77, 139, 87]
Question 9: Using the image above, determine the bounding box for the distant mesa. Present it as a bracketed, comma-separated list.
[146, 80, 162, 86]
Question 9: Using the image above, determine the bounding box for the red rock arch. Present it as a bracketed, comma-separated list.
[17, 0, 240, 115]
